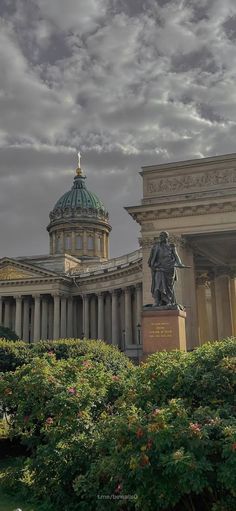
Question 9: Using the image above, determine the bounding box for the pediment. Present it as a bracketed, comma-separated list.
[0, 258, 60, 281]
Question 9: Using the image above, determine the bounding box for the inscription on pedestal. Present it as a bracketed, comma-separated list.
[142, 308, 187, 355]
[149, 321, 173, 338]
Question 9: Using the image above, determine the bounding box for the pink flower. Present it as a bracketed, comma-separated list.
[189, 422, 201, 434]
[68, 386, 77, 395]
[232, 443, 236, 451]
[112, 375, 120, 381]
[47, 351, 55, 356]
[115, 483, 122, 493]
[23, 415, 30, 423]
[152, 408, 161, 416]
[45, 417, 54, 425]
[136, 428, 144, 439]
[82, 360, 92, 368]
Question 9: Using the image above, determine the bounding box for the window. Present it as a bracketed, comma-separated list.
[65, 235, 71, 250]
[88, 236, 94, 250]
[76, 235, 82, 249]
[56, 235, 62, 253]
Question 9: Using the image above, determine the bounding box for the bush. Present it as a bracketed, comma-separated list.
[0, 338, 132, 374]
[0, 339, 31, 372]
[0, 325, 19, 341]
[0, 355, 129, 509]
[1, 339, 236, 510]
[30, 338, 133, 374]
[74, 339, 236, 511]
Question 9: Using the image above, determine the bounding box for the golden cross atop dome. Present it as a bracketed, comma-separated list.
[76, 150, 83, 176]
[77, 151, 81, 168]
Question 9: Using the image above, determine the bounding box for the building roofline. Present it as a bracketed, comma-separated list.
[140, 152, 236, 174]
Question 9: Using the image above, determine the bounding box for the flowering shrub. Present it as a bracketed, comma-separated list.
[0, 325, 19, 341]
[0, 354, 129, 508]
[0, 338, 132, 374]
[1, 339, 236, 510]
[73, 339, 236, 511]
[0, 339, 30, 372]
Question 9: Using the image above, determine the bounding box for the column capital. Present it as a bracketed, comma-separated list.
[32, 293, 41, 299]
[135, 282, 142, 290]
[124, 286, 132, 294]
[52, 291, 63, 298]
[196, 272, 210, 287]
[13, 294, 22, 300]
[111, 288, 119, 296]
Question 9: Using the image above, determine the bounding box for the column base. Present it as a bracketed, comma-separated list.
[142, 307, 187, 357]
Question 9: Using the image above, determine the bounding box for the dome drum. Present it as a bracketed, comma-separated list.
[47, 163, 111, 261]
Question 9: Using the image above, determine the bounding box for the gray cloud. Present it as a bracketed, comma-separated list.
[1, 0, 236, 259]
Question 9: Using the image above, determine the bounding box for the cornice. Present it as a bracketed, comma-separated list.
[130, 200, 236, 223]
[139, 235, 187, 249]
[0, 276, 71, 287]
[73, 260, 142, 287]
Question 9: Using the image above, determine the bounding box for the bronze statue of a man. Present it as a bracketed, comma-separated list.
[148, 231, 184, 307]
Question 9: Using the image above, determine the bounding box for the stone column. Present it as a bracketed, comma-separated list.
[94, 234, 99, 257]
[4, 299, 10, 328]
[73, 298, 78, 337]
[33, 294, 41, 342]
[53, 293, 60, 339]
[124, 287, 132, 345]
[23, 297, 30, 342]
[103, 233, 107, 259]
[230, 276, 236, 336]
[111, 289, 119, 345]
[41, 296, 48, 340]
[83, 294, 90, 338]
[61, 231, 65, 253]
[83, 231, 87, 255]
[209, 278, 218, 340]
[175, 238, 199, 349]
[105, 293, 112, 343]
[135, 283, 142, 344]
[30, 303, 34, 342]
[90, 295, 97, 339]
[71, 231, 76, 254]
[0, 297, 3, 325]
[14, 295, 22, 339]
[48, 300, 54, 339]
[98, 292, 105, 340]
[60, 295, 67, 338]
[106, 234, 109, 259]
[52, 233, 56, 255]
[67, 297, 73, 337]
[214, 273, 233, 339]
[196, 274, 210, 345]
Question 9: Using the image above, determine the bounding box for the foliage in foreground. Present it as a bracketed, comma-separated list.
[0, 337, 132, 374]
[0, 353, 128, 509]
[0, 338, 236, 510]
[0, 325, 19, 341]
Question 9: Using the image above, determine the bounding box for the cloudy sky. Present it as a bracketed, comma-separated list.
[1, 0, 236, 259]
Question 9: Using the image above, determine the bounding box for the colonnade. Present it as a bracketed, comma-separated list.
[196, 272, 236, 344]
[0, 284, 142, 349]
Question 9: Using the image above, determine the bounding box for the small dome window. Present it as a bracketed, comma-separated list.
[88, 236, 94, 250]
[56, 235, 63, 253]
[76, 235, 82, 249]
[65, 234, 71, 250]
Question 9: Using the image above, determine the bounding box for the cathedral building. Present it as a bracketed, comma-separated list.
[0, 153, 235, 359]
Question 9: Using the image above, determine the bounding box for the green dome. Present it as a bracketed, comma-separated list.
[52, 174, 107, 216]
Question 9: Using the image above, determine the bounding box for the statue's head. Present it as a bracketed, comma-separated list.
[159, 231, 169, 242]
